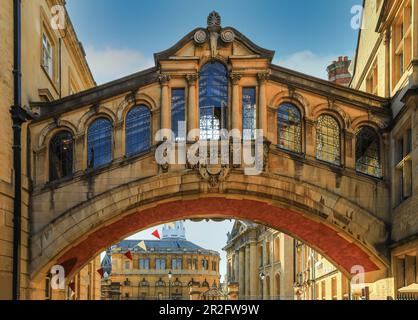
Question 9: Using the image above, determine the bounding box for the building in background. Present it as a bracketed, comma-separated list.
[224, 221, 294, 300]
[350, 0, 418, 300]
[327, 56, 352, 86]
[293, 241, 351, 300]
[101, 221, 221, 300]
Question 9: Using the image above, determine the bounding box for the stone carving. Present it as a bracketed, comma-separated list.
[199, 163, 230, 188]
[207, 11, 221, 27]
[258, 71, 270, 83]
[158, 73, 170, 85]
[230, 72, 242, 85]
[194, 29, 207, 44]
[194, 12, 236, 59]
[186, 73, 199, 85]
[221, 28, 235, 43]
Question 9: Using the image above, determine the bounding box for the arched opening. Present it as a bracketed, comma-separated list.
[275, 273, 281, 299]
[49, 130, 74, 181]
[355, 126, 381, 178]
[199, 61, 229, 140]
[87, 118, 113, 168]
[125, 105, 151, 156]
[277, 103, 302, 153]
[316, 114, 341, 165]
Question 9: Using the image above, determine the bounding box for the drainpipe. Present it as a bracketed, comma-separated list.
[10, 0, 27, 301]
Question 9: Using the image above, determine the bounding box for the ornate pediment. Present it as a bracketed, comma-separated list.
[154, 11, 275, 64]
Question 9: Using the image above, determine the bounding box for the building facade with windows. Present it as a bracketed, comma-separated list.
[1, 1, 417, 300]
[224, 221, 295, 300]
[0, 0, 97, 300]
[350, 0, 418, 299]
[101, 222, 221, 300]
[293, 241, 352, 300]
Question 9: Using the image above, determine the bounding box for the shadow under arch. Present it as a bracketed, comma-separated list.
[42, 196, 387, 282]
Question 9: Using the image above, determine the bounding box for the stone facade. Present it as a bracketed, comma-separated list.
[224, 221, 294, 300]
[0, 0, 94, 299]
[0, 1, 417, 300]
[350, 0, 418, 298]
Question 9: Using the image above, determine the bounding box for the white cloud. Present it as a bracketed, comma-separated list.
[85, 47, 154, 84]
[275, 50, 340, 80]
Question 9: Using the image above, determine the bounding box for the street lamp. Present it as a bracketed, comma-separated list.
[168, 271, 172, 300]
[259, 272, 265, 300]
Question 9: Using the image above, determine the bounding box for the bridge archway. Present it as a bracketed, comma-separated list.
[30, 171, 389, 285]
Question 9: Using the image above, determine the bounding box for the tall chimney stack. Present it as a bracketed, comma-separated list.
[327, 56, 352, 86]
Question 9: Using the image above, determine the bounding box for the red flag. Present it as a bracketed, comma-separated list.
[69, 282, 75, 292]
[124, 250, 133, 261]
[152, 229, 161, 240]
[97, 268, 105, 278]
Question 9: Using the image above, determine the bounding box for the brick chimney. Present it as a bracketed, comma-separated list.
[327, 56, 352, 87]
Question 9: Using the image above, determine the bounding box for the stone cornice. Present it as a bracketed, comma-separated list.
[269, 64, 391, 115]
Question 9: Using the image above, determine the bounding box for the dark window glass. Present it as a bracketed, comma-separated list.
[277, 103, 302, 153]
[87, 118, 112, 168]
[242, 87, 257, 140]
[49, 131, 74, 181]
[126, 105, 151, 156]
[171, 89, 186, 141]
[316, 115, 341, 165]
[356, 126, 382, 177]
[199, 62, 228, 140]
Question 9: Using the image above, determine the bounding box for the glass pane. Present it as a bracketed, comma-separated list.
[277, 104, 302, 153]
[242, 87, 257, 140]
[171, 89, 186, 141]
[126, 105, 151, 156]
[199, 62, 228, 140]
[355, 126, 382, 177]
[49, 131, 73, 181]
[87, 118, 112, 168]
[316, 115, 341, 165]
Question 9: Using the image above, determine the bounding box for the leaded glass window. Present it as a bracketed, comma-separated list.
[49, 131, 73, 181]
[316, 115, 341, 165]
[242, 87, 257, 140]
[125, 105, 151, 156]
[171, 89, 186, 141]
[356, 126, 382, 177]
[87, 118, 112, 168]
[277, 103, 302, 153]
[199, 62, 228, 140]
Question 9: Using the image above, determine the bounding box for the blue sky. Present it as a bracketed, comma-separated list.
[67, 0, 362, 84]
[67, 1, 361, 277]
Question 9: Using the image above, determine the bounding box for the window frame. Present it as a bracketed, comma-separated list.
[277, 103, 303, 154]
[315, 114, 342, 166]
[87, 117, 113, 169]
[49, 130, 74, 182]
[125, 105, 152, 157]
[355, 126, 382, 178]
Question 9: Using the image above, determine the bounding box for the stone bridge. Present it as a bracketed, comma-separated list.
[27, 12, 392, 285]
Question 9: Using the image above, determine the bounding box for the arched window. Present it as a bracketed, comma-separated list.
[199, 62, 228, 140]
[356, 126, 381, 177]
[316, 115, 341, 165]
[49, 130, 73, 181]
[87, 118, 112, 168]
[125, 105, 151, 156]
[277, 103, 302, 153]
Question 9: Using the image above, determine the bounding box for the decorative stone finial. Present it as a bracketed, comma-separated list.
[207, 11, 221, 28]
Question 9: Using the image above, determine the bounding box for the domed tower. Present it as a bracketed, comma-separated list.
[162, 221, 186, 240]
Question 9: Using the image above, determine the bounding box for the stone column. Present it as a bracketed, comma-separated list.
[250, 242, 258, 299]
[186, 73, 199, 140]
[159, 74, 171, 139]
[305, 117, 316, 159]
[230, 72, 242, 132]
[258, 72, 270, 138]
[345, 130, 355, 169]
[245, 244, 251, 299]
[238, 247, 245, 298]
[234, 251, 239, 283]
